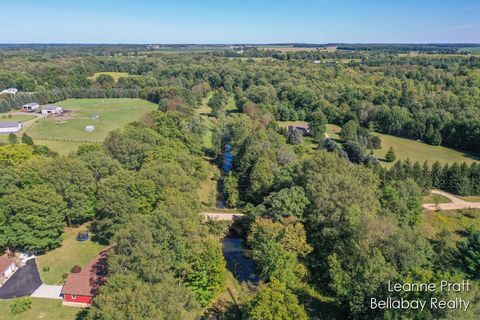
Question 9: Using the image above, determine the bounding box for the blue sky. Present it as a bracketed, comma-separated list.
[1, 0, 479, 43]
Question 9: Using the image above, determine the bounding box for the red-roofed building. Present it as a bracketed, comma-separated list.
[61, 246, 111, 306]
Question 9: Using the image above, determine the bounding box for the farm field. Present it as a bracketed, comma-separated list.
[37, 223, 104, 285]
[0, 298, 78, 320]
[25, 98, 157, 155]
[88, 72, 130, 82]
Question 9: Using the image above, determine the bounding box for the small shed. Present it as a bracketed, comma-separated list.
[91, 114, 99, 120]
[85, 125, 95, 132]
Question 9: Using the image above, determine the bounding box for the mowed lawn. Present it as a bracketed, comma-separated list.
[321, 123, 478, 166]
[25, 98, 157, 154]
[88, 72, 130, 82]
[372, 132, 479, 167]
[37, 224, 104, 285]
[423, 193, 452, 204]
[0, 299, 79, 320]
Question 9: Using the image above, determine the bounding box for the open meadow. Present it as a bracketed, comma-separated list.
[87, 72, 130, 82]
[0, 299, 79, 320]
[24, 98, 157, 154]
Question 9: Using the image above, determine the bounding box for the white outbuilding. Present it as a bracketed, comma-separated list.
[0, 122, 22, 134]
[1, 88, 18, 95]
[22, 102, 40, 112]
[85, 125, 95, 132]
[41, 105, 63, 115]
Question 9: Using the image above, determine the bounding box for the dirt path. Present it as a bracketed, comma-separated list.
[423, 189, 480, 211]
[202, 212, 244, 221]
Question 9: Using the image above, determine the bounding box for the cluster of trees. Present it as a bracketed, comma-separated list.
[87, 110, 227, 318]
[383, 159, 480, 196]
[0, 107, 228, 317]
[213, 98, 479, 319]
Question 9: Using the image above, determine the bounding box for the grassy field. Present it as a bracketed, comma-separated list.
[24, 98, 157, 155]
[458, 196, 480, 203]
[372, 132, 479, 167]
[37, 224, 104, 285]
[0, 299, 79, 320]
[423, 193, 452, 204]
[422, 209, 480, 241]
[88, 72, 130, 82]
[0, 114, 37, 122]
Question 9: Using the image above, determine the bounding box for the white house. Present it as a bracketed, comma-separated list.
[22, 102, 40, 112]
[0, 256, 16, 285]
[0, 122, 22, 134]
[41, 105, 63, 115]
[1, 88, 18, 95]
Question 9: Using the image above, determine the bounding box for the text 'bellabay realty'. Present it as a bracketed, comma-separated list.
[371, 280, 471, 312]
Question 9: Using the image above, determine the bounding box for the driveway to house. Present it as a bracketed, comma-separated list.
[0, 259, 42, 299]
[31, 284, 63, 299]
[423, 189, 480, 211]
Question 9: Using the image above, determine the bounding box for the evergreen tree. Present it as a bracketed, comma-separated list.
[430, 161, 442, 188]
[385, 146, 396, 162]
[21, 133, 34, 146]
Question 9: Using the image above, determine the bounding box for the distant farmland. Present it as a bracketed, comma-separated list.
[25, 98, 157, 154]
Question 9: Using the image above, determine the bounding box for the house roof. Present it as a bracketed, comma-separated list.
[42, 105, 62, 110]
[0, 256, 15, 273]
[61, 246, 111, 296]
[0, 122, 20, 128]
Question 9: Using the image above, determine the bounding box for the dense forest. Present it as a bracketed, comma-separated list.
[0, 45, 479, 319]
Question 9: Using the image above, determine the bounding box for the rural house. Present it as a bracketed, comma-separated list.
[61, 246, 111, 306]
[22, 102, 40, 112]
[288, 124, 310, 136]
[1, 88, 18, 95]
[0, 256, 16, 286]
[0, 121, 22, 134]
[41, 105, 63, 115]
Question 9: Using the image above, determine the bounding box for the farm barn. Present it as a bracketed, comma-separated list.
[22, 102, 40, 112]
[41, 105, 63, 115]
[0, 122, 22, 134]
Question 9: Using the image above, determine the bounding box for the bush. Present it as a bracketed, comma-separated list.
[385, 146, 396, 162]
[71, 265, 82, 273]
[10, 298, 32, 315]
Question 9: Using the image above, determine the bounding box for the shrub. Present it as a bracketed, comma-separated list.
[10, 298, 32, 315]
[71, 265, 82, 273]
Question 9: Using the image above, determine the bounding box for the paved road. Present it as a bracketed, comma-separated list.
[423, 189, 480, 211]
[202, 212, 244, 221]
[31, 284, 63, 299]
[0, 259, 42, 299]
